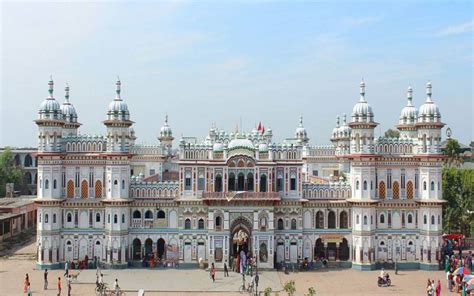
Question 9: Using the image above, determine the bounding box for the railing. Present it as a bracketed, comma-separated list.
[132, 218, 142, 228]
[144, 220, 154, 229]
[202, 192, 280, 199]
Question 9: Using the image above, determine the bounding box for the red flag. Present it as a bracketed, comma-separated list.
[257, 122, 262, 132]
[261, 125, 265, 135]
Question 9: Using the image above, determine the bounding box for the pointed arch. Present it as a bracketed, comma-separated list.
[379, 181, 386, 199]
[67, 180, 74, 198]
[407, 181, 414, 199]
[393, 181, 400, 199]
[81, 180, 88, 198]
[95, 180, 102, 198]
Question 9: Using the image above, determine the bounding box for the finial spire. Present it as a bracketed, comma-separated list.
[115, 77, 121, 100]
[65, 83, 70, 102]
[343, 113, 347, 124]
[165, 113, 168, 125]
[407, 85, 413, 106]
[359, 79, 365, 101]
[48, 75, 54, 98]
[336, 115, 340, 128]
[426, 81, 432, 102]
[299, 115, 303, 127]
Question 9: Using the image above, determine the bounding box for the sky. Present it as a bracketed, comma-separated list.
[1, 1, 473, 147]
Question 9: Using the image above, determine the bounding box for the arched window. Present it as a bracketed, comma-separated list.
[198, 218, 205, 229]
[215, 216, 222, 230]
[328, 211, 336, 229]
[228, 173, 236, 191]
[407, 181, 414, 199]
[237, 173, 245, 191]
[114, 214, 118, 224]
[291, 218, 297, 230]
[215, 175, 223, 192]
[315, 211, 324, 229]
[133, 210, 141, 219]
[431, 215, 435, 225]
[393, 181, 400, 199]
[157, 210, 166, 219]
[67, 212, 72, 222]
[108, 214, 110, 223]
[122, 214, 125, 224]
[184, 218, 191, 229]
[24, 154, 33, 167]
[356, 215, 360, 224]
[45, 179, 49, 189]
[114, 179, 118, 185]
[424, 215, 427, 224]
[53, 179, 57, 189]
[145, 210, 153, 219]
[363, 181, 367, 190]
[53, 214, 56, 223]
[81, 180, 88, 198]
[247, 173, 254, 191]
[260, 217, 267, 231]
[407, 214, 413, 224]
[260, 174, 267, 192]
[96, 213, 101, 222]
[45, 214, 49, 223]
[67, 180, 74, 198]
[340, 211, 348, 228]
[380, 214, 385, 224]
[438, 215, 440, 224]
[379, 181, 386, 199]
[363, 215, 367, 225]
[423, 181, 427, 191]
[122, 180, 125, 190]
[277, 218, 284, 230]
[430, 181, 435, 191]
[356, 180, 359, 190]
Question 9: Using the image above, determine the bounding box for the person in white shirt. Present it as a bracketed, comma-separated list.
[114, 278, 120, 294]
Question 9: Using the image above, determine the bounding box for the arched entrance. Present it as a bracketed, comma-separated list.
[157, 238, 166, 260]
[144, 238, 153, 259]
[132, 238, 141, 260]
[314, 238, 324, 259]
[230, 217, 252, 269]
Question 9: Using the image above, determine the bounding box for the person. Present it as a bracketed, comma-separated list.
[27, 282, 32, 296]
[380, 268, 386, 279]
[57, 277, 62, 296]
[447, 270, 453, 291]
[44, 269, 48, 290]
[255, 272, 259, 289]
[114, 278, 120, 294]
[64, 261, 69, 277]
[23, 273, 29, 293]
[210, 263, 216, 282]
[435, 280, 441, 296]
[395, 260, 398, 275]
[427, 278, 433, 296]
[67, 275, 72, 296]
[224, 261, 229, 277]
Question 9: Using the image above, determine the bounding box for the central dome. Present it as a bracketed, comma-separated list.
[228, 137, 254, 150]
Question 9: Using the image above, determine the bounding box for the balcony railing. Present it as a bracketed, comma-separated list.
[132, 218, 142, 228]
[202, 192, 280, 200]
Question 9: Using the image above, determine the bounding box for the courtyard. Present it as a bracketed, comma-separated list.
[0, 239, 450, 296]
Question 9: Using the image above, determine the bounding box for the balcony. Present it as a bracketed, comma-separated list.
[132, 218, 142, 228]
[202, 191, 280, 201]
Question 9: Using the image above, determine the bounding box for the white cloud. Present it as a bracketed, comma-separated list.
[437, 20, 474, 36]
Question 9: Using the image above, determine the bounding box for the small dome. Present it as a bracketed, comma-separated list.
[107, 79, 130, 121]
[295, 116, 308, 140]
[351, 80, 374, 122]
[60, 84, 78, 123]
[228, 138, 254, 150]
[331, 116, 340, 139]
[399, 86, 418, 125]
[213, 142, 224, 152]
[39, 78, 62, 120]
[258, 143, 268, 152]
[418, 82, 441, 123]
[160, 114, 173, 137]
[338, 114, 351, 138]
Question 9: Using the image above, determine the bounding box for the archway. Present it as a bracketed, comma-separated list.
[237, 173, 245, 191]
[314, 238, 324, 259]
[157, 238, 166, 260]
[339, 238, 350, 261]
[230, 217, 252, 269]
[132, 238, 141, 260]
[144, 238, 153, 259]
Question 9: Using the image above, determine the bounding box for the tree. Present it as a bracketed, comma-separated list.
[0, 147, 23, 197]
[442, 168, 474, 236]
[443, 138, 463, 167]
[384, 129, 400, 138]
[305, 287, 316, 296]
[284, 280, 296, 296]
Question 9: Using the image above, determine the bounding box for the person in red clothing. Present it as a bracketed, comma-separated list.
[57, 277, 62, 296]
[210, 263, 216, 282]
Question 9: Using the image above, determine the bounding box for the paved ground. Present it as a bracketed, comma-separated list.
[0, 239, 460, 296]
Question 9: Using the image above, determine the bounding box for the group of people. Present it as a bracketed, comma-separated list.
[444, 251, 473, 294]
[426, 279, 442, 296]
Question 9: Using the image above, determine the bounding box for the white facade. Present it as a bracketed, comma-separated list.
[35, 79, 445, 271]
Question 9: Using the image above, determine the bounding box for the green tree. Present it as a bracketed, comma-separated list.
[264, 287, 273, 296]
[384, 129, 400, 138]
[443, 138, 464, 167]
[304, 287, 316, 296]
[0, 147, 23, 197]
[442, 168, 474, 236]
[284, 280, 296, 296]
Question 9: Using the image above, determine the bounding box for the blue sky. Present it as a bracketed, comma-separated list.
[1, 1, 472, 147]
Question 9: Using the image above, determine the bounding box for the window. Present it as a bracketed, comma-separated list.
[423, 181, 427, 191]
[185, 176, 192, 190]
[122, 214, 125, 224]
[312, 170, 318, 176]
[45, 179, 49, 189]
[198, 218, 205, 229]
[122, 180, 125, 190]
[356, 180, 359, 190]
[53, 179, 57, 189]
[356, 215, 360, 224]
[184, 218, 191, 229]
[198, 176, 205, 191]
[157, 210, 166, 219]
[431, 215, 435, 225]
[363, 181, 367, 190]
[276, 177, 283, 192]
[260, 217, 267, 231]
[215, 216, 222, 230]
[316, 211, 324, 229]
[408, 214, 413, 224]
[438, 215, 440, 224]
[290, 177, 296, 191]
[133, 210, 141, 219]
[387, 169, 392, 189]
[67, 213, 72, 222]
[424, 215, 427, 224]
[430, 181, 435, 191]
[260, 174, 267, 192]
[45, 214, 49, 223]
[388, 212, 392, 227]
[149, 169, 155, 176]
[363, 215, 367, 225]
[114, 214, 118, 224]
[415, 170, 419, 189]
[401, 169, 406, 189]
[291, 218, 297, 230]
[39, 214, 41, 223]
[214, 175, 223, 192]
[328, 211, 336, 229]
[114, 179, 118, 185]
[108, 214, 110, 223]
[380, 214, 385, 224]
[340, 211, 348, 228]
[277, 218, 284, 230]
[145, 210, 153, 219]
[96, 213, 101, 222]
[53, 214, 56, 223]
